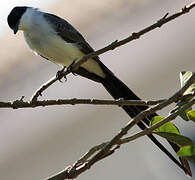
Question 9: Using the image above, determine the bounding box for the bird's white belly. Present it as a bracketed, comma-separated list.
[24, 32, 105, 78]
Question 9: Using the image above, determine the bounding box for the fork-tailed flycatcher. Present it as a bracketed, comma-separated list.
[7, 6, 191, 176]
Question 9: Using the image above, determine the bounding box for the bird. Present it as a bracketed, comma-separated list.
[7, 6, 191, 176]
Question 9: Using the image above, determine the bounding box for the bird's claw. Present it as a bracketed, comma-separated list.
[56, 66, 67, 82]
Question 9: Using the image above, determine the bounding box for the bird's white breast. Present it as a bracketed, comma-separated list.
[21, 8, 105, 78]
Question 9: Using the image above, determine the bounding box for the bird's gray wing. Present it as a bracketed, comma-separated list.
[42, 13, 112, 82]
[43, 13, 99, 60]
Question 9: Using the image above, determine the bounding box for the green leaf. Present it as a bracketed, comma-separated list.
[150, 116, 194, 147]
[176, 71, 195, 121]
[150, 116, 180, 134]
[187, 110, 195, 122]
[177, 145, 195, 162]
[180, 71, 195, 95]
[154, 132, 193, 147]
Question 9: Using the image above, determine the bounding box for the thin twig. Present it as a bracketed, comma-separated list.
[31, 2, 195, 103]
[119, 99, 195, 145]
[75, 98, 195, 166]
[0, 99, 165, 109]
[46, 69, 195, 180]
[53, 97, 195, 177]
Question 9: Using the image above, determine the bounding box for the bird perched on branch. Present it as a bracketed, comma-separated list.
[7, 6, 191, 176]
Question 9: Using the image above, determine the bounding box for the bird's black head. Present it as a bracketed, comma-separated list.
[7, 6, 28, 34]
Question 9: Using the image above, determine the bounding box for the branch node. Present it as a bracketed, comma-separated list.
[11, 96, 25, 109]
[157, 13, 169, 27]
[116, 98, 124, 107]
[71, 98, 77, 105]
[110, 40, 118, 50]
[163, 12, 169, 19]
[20, 96, 25, 101]
[11, 102, 18, 109]
[132, 32, 140, 39]
[121, 127, 128, 136]
[182, 6, 189, 13]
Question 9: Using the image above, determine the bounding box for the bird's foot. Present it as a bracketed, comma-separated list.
[56, 66, 67, 82]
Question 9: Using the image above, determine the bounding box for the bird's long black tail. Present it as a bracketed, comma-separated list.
[97, 63, 192, 176]
[75, 61, 191, 176]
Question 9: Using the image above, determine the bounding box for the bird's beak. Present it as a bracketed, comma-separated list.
[13, 22, 19, 34]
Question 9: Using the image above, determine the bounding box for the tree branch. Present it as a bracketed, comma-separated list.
[30, 2, 195, 103]
[46, 73, 195, 180]
[120, 99, 195, 145]
[2, 2, 194, 179]
[0, 98, 165, 109]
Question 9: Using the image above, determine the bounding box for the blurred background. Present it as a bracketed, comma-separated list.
[0, 0, 195, 179]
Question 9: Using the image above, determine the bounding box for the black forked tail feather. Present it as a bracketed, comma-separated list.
[98, 65, 192, 176]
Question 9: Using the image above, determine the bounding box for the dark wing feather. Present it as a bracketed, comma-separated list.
[43, 13, 99, 60]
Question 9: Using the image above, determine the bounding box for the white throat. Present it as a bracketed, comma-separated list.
[19, 8, 41, 32]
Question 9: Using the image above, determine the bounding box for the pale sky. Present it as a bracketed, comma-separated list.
[0, 0, 54, 36]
